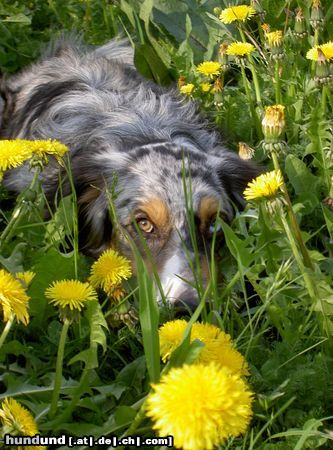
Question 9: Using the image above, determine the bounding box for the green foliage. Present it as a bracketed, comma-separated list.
[1, 1, 333, 449]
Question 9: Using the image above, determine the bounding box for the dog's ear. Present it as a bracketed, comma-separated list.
[77, 186, 113, 257]
[215, 152, 262, 209]
[0, 77, 16, 136]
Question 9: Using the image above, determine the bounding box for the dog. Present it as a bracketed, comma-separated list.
[0, 37, 259, 309]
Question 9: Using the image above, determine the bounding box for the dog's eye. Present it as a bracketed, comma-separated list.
[208, 217, 222, 236]
[136, 217, 154, 233]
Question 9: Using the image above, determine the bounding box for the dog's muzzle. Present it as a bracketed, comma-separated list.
[157, 251, 205, 311]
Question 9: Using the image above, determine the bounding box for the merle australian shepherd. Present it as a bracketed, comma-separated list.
[0, 37, 259, 309]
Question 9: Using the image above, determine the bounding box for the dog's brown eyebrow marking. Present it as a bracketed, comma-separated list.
[198, 196, 220, 232]
[138, 198, 171, 234]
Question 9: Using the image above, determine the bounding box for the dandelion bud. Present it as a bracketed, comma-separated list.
[177, 76, 186, 88]
[262, 105, 285, 145]
[261, 23, 270, 33]
[213, 7, 222, 17]
[314, 49, 333, 85]
[293, 7, 307, 39]
[310, 0, 324, 31]
[219, 43, 229, 70]
[214, 77, 223, 93]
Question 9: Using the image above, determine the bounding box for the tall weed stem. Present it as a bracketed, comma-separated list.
[49, 317, 71, 419]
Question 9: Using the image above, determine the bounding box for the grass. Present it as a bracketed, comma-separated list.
[0, 0, 333, 449]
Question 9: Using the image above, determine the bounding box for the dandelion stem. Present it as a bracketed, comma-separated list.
[274, 61, 282, 104]
[319, 86, 331, 191]
[270, 151, 314, 270]
[280, 212, 329, 338]
[240, 64, 262, 140]
[321, 85, 328, 116]
[239, 28, 262, 110]
[49, 317, 71, 419]
[0, 315, 15, 349]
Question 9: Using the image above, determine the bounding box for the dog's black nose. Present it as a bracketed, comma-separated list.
[173, 293, 199, 314]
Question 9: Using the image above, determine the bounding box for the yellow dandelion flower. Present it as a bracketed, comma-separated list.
[159, 320, 249, 375]
[262, 104, 285, 140]
[28, 139, 69, 163]
[146, 363, 253, 450]
[196, 61, 222, 78]
[265, 30, 283, 47]
[201, 82, 212, 93]
[243, 170, 283, 201]
[15, 271, 36, 287]
[226, 42, 255, 56]
[0, 398, 45, 450]
[89, 249, 132, 291]
[179, 83, 195, 95]
[219, 5, 256, 24]
[306, 41, 333, 61]
[0, 269, 30, 325]
[0, 140, 33, 173]
[45, 279, 97, 311]
[29, 139, 69, 161]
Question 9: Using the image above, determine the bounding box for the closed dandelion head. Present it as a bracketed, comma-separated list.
[179, 83, 195, 95]
[0, 398, 45, 449]
[0, 269, 30, 325]
[262, 104, 285, 142]
[177, 76, 186, 87]
[107, 285, 126, 303]
[310, 0, 323, 30]
[45, 280, 97, 314]
[312, 0, 321, 7]
[226, 42, 255, 57]
[146, 363, 253, 450]
[219, 43, 229, 56]
[159, 320, 249, 375]
[89, 249, 132, 292]
[219, 5, 256, 24]
[196, 61, 222, 78]
[0, 140, 33, 178]
[265, 30, 283, 48]
[243, 170, 283, 201]
[294, 7, 307, 38]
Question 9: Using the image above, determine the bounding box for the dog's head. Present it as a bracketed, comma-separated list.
[74, 141, 259, 309]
